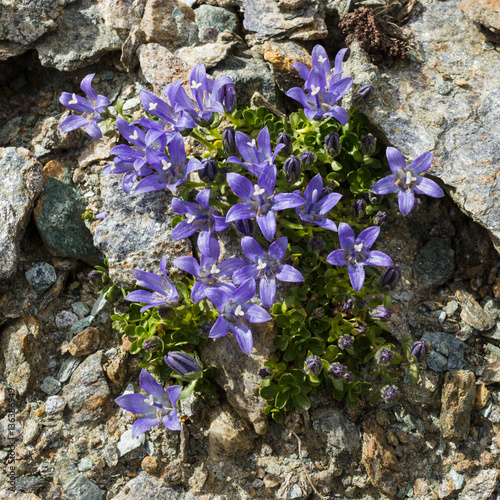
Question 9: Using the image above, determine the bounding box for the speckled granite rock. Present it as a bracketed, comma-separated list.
[97, 0, 144, 29]
[0, 148, 43, 280]
[61, 351, 112, 425]
[0, 318, 41, 397]
[458, 468, 499, 500]
[0, 0, 65, 60]
[35, 0, 124, 71]
[460, 0, 500, 39]
[342, 0, 500, 253]
[111, 472, 179, 499]
[93, 173, 192, 288]
[176, 36, 235, 69]
[194, 4, 240, 41]
[440, 370, 476, 441]
[412, 237, 455, 290]
[242, 0, 327, 41]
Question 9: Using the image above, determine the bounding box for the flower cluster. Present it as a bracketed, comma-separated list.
[61, 43, 442, 435]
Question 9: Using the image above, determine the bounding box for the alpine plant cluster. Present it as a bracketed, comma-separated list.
[60, 46, 439, 436]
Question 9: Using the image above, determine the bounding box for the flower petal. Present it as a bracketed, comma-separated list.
[209, 316, 229, 338]
[371, 174, 397, 195]
[191, 281, 206, 302]
[228, 321, 253, 355]
[276, 264, 304, 283]
[347, 264, 365, 292]
[232, 265, 258, 285]
[324, 106, 349, 126]
[217, 258, 248, 279]
[115, 394, 152, 416]
[139, 369, 165, 399]
[244, 304, 272, 323]
[398, 189, 415, 216]
[205, 288, 228, 311]
[172, 221, 199, 240]
[357, 226, 380, 250]
[338, 222, 355, 250]
[174, 257, 200, 277]
[134, 269, 167, 294]
[80, 73, 97, 101]
[312, 217, 338, 231]
[268, 237, 288, 262]
[285, 87, 310, 108]
[414, 177, 444, 198]
[326, 249, 347, 266]
[257, 126, 272, 161]
[257, 211, 276, 242]
[386, 147, 407, 174]
[162, 409, 181, 431]
[227, 173, 254, 201]
[225, 203, 255, 223]
[232, 278, 256, 305]
[408, 152, 433, 175]
[60, 115, 90, 133]
[259, 275, 276, 308]
[365, 250, 394, 267]
[315, 192, 342, 215]
[241, 236, 266, 263]
[166, 385, 183, 407]
[132, 417, 159, 439]
[272, 193, 305, 211]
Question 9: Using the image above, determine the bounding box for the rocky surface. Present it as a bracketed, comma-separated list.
[0, 148, 43, 280]
[343, 0, 500, 252]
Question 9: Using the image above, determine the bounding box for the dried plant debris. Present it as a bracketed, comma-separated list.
[340, 8, 409, 64]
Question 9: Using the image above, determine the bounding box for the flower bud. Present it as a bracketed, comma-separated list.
[304, 356, 323, 376]
[355, 322, 366, 334]
[338, 334, 354, 350]
[352, 84, 374, 106]
[218, 83, 236, 113]
[283, 155, 301, 182]
[200, 158, 218, 182]
[235, 219, 254, 236]
[368, 192, 384, 205]
[300, 150, 315, 168]
[381, 385, 398, 402]
[222, 126, 236, 156]
[372, 211, 389, 225]
[165, 351, 202, 377]
[369, 306, 392, 321]
[360, 135, 376, 156]
[410, 340, 430, 362]
[258, 367, 273, 379]
[143, 336, 161, 352]
[344, 372, 354, 383]
[350, 199, 366, 219]
[308, 237, 325, 253]
[88, 270, 103, 283]
[277, 131, 293, 156]
[381, 265, 402, 290]
[324, 132, 341, 158]
[328, 363, 346, 379]
[376, 348, 394, 365]
[342, 295, 355, 313]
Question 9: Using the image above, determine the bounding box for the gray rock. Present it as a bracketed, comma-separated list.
[111, 471, 179, 499]
[22, 420, 41, 445]
[35, 0, 124, 71]
[176, 38, 235, 69]
[194, 5, 240, 41]
[56, 310, 79, 331]
[25, 262, 57, 292]
[40, 376, 62, 395]
[0, 317, 41, 396]
[458, 292, 496, 332]
[0, 0, 65, 60]
[97, 0, 143, 29]
[15, 475, 46, 494]
[0, 415, 22, 447]
[483, 298, 500, 320]
[65, 473, 104, 500]
[77, 458, 93, 472]
[342, 0, 500, 253]
[93, 172, 192, 288]
[117, 428, 145, 457]
[31, 116, 72, 158]
[242, 0, 327, 41]
[71, 302, 91, 318]
[102, 444, 119, 467]
[58, 357, 82, 383]
[211, 49, 276, 105]
[458, 469, 499, 500]
[423, 331, 466, 372]
[412, 238, 455, 289]
[0, 148, 43, 280]
[61, 351, 112, 425]
[45, 395, 66, 415]
[311, 407, 360, 460]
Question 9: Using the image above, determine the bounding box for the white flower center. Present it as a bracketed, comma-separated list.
[318, 55, 327, 63]
[234, 305, 245, 316]
[353, 243, 364, 253]
[69, 93, 78, 105]
[311, 189, 318, 202]
[210, 264, 220, 274]
[311, 85, 321, 96]
[149, 102, 158, 111]
[191, 80, 202, 89]
[257, 258, 267, 270]
[186, 214, 196, 224]
[129, 130, 139, 141]
[247, 139, 257, 148]
[162, 160, 172, 172]
[253, 184, 265, 196]
[405, 171, 417, 185]
[147, 394, 155, 406]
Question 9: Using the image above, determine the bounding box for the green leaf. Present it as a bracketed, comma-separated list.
[275, 390, 289, 409]
[271, 410, 284, 423]
[292, 393, 311, 410]
[260, 384, 279, 401]
[409, 364, 419, 387]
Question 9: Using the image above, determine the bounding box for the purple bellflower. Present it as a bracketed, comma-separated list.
[125, 258, 179, 312]
[172, 189, 229, 244]
[173, 64, 235, 126]
[232, 236, 304, 308]
[115, 369, 181, 438]
[59, 74, 110, 139]
[286, 46, 352, 124]
[205, 278, 271, 355]
[165, 351, 202, 378]
[225, 165, 304, 241]
[295, 173, 342, 230]
[326, 223, 393, 292]
[133, 133, 202, 194]
[371, 147, 445, 216]
[227, 126, 286, 177]
[173, 237, 245, 303]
